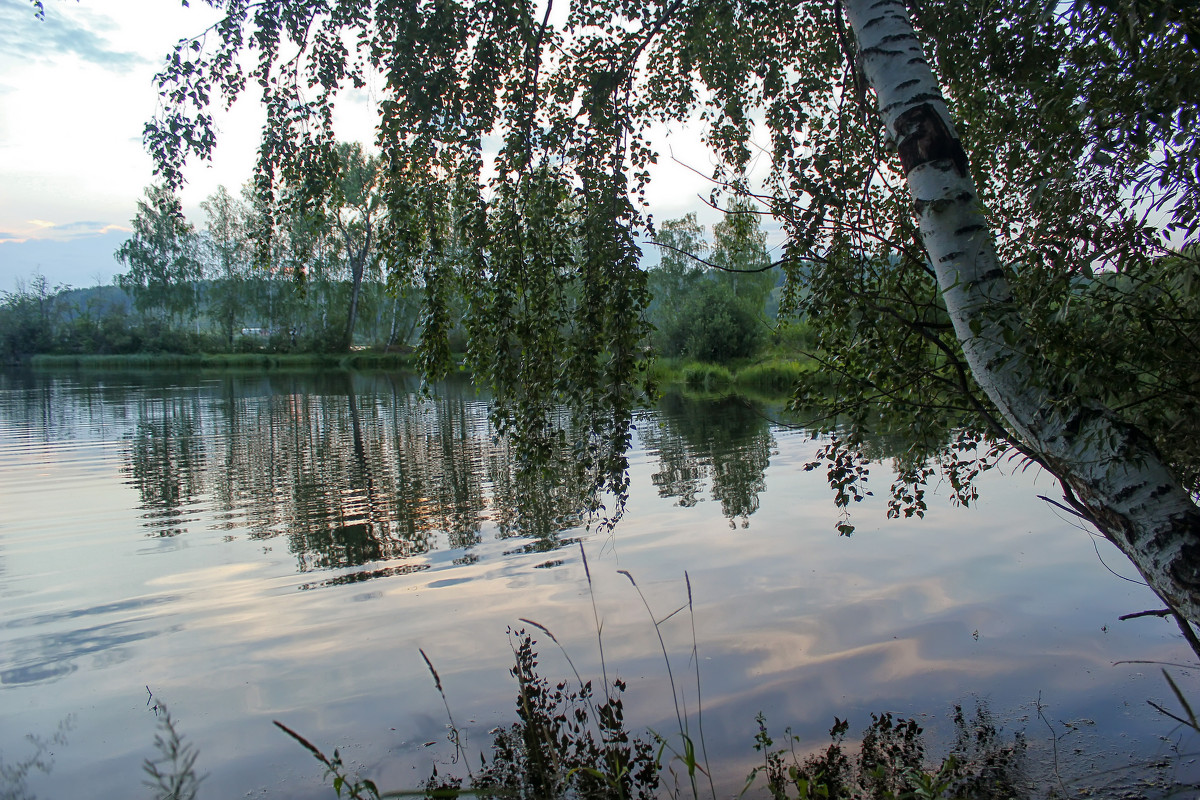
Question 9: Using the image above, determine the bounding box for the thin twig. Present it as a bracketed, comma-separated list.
[651, 239, 793, 274]
[1036, 692, 1068, 798]
[1118, 608, 1173, 620]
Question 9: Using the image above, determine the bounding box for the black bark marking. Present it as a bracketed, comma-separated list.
[894, 102, 969, 177]
[955, 223, 985, 236]
[1150, 483, 1174, 500]
[907, 57, 928, 65]
[938, 251, 965, 263]
[1061, 407, 1085, 439]
[1168, 538, 1200, 596]
[972, 267, 1004, 284]
[880, 33, 918, 44]
[896, 79, 920, 90]
[881, 91, 941, 114]
[862, 45, 905, 56]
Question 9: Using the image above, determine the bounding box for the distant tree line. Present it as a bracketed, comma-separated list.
[0, 144, 435, 362]
[1, 147, 783, 366]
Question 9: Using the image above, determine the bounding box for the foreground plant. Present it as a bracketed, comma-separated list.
[457, 630, 660, 800]
[0, 718, 72, 800]
[277, 631, 659, 800]
[274, 722, 383, 800]
[747, 704, 1025, 800]
[144, 692, 205, 800]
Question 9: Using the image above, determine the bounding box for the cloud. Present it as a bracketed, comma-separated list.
[4, 219, 130, 243]
[50, 220, 112, 234]
[0, 4, 148, 72]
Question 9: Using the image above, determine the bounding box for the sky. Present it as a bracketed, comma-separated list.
[0, 0, 748, 294]
[1, 0, 225, 289]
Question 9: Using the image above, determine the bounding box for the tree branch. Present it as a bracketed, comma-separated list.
[650, 240, 794, 273]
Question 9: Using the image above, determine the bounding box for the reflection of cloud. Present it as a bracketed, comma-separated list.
[0, 5, 147, 71]
[0, 599, 179, 686]
[756, 632, 1001, 685]
[0, 595, 178, 631]
[0, 617, 173, 686]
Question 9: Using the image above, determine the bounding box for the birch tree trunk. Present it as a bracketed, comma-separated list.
[843, 0, 1200, 622]
[339, 219, 372, 352]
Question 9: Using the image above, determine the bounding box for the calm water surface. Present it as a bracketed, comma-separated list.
[0, 369, 1195, 798]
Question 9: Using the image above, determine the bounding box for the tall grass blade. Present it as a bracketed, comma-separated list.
[420, 648, 443, 694]
[274, 720, 333, 768]
[620, 568, 698, 800]
[686, 572, 717, 800]
[1162, 669, 1199, 731]
[580, 542, 612, 702]
[420, 648, 472, 777]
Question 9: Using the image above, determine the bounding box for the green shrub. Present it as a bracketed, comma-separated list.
[735, 360, 810, 394]
[681, 362, 733, 391]
[769, 320, 816, 353]
[658, 281, 765, 363]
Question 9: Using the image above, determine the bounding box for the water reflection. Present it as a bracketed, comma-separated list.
[125, 394, 206, 537]
[1, 369, 1196, 798]
[1, 601, 180, 688]
[641, 390, 775, 526]
[0, 372, 786, 580]
[1, 618, 165, 686]
[135, 373, 515, 570]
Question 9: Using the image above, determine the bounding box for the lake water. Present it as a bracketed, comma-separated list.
[0, 369, 1196, 798]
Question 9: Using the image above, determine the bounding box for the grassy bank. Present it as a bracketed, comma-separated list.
[649, 355, 826, 398]
[29, 351, 822, 401]
[28, 351, 426, 372]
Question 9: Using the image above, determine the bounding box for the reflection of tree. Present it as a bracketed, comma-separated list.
[124, 394, 207, 537]
[1, 371, 609, 577]
[641, 391, 774, 527]
[483, 402, 629, 544]
[488, 453, 587, 544]
[81, 372, 591, 573]
[208, 373, 470, 571]
[0, 375, 213, 542]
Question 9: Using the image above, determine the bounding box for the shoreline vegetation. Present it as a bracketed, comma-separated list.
[26, 350, 429, 373]
[22, 352, 821, 399]
[4, 541, 1194, 800]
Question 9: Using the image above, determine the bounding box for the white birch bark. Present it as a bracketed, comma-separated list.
[843, 0, 1200, 622]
